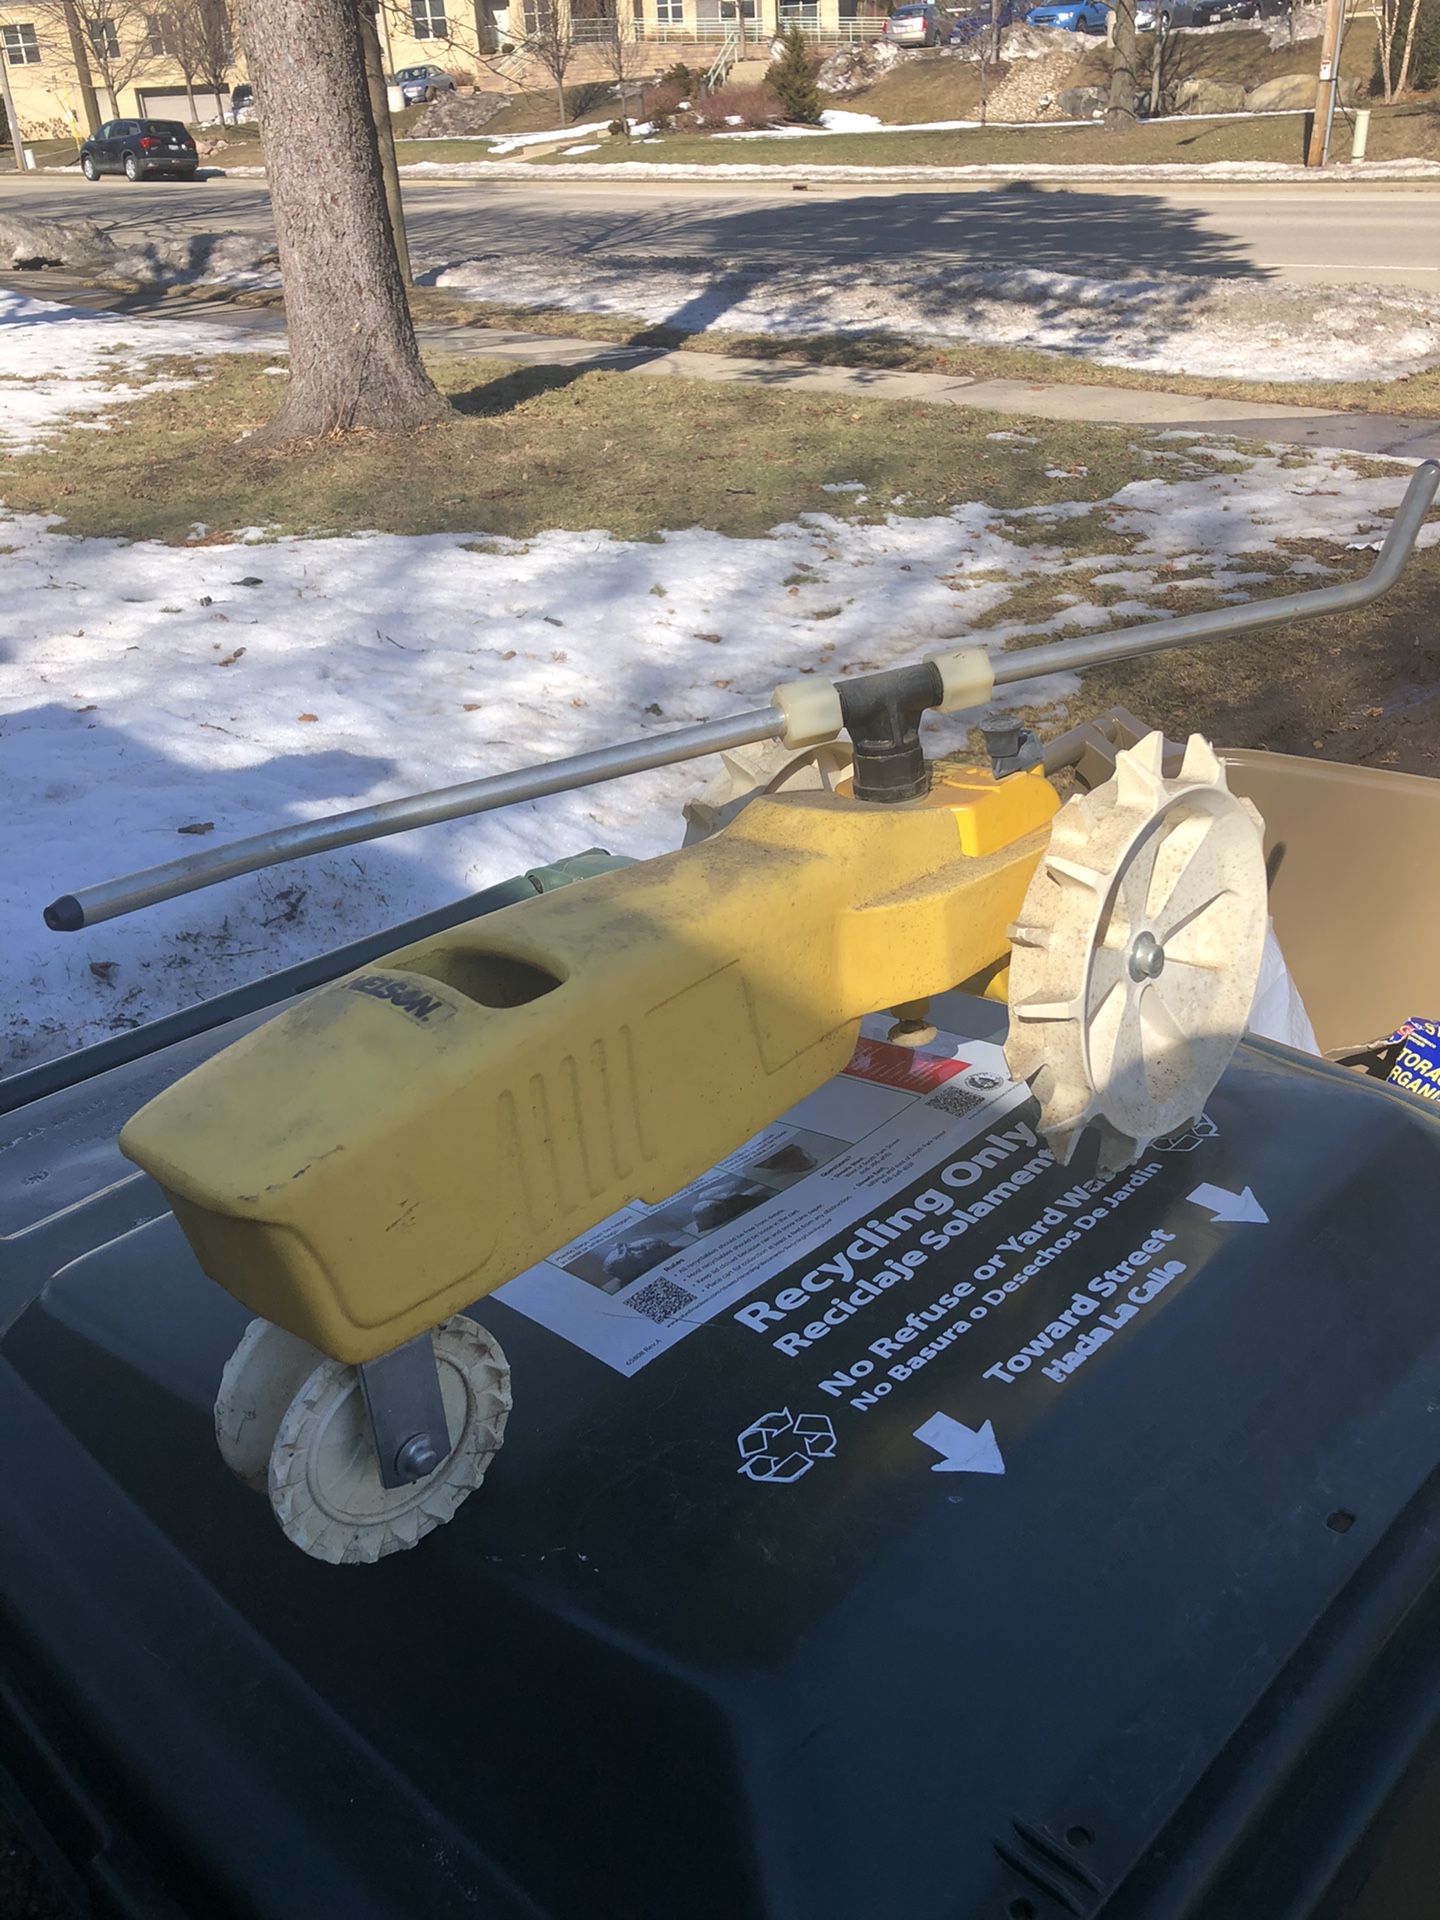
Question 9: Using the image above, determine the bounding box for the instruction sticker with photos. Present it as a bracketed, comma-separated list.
[494, 1020, 1028, 1375]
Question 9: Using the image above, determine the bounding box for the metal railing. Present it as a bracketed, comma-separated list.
[702, 23, 741, 85]
[560, 12, 880, 43]
[640, 16, 768, 39]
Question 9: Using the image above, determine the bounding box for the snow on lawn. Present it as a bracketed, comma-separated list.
[432, 252, 1440, 384]
[0, 287, 277, 449]
[487, 120, 612, 154]
[393, 156, 1440, 185]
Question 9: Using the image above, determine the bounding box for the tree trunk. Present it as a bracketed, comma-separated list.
[359, 0, 412, 284]
[1377, 0, 1397, 99]
[1147, 14, 1164, 116]
[1106, 0, 1138, 128]
[61, 0, 102, 136]
[1395, 0, 1422, 96]
[554, 73, 568, 123]
[185, 78, 199, 120]
[235, 0, 446, 442]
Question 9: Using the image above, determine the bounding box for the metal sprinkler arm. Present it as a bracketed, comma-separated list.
[990, 458, 1440, 688]
[45, 461, 1438, 935]
[44, 706, 787, 933]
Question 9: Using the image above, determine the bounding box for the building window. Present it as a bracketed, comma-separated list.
[654, 0, 683, 20]
[1, 21, 41, 64]
[411, 0, 447, 35]
[144, 11, 180, 56]
[88, 17, 121, 59]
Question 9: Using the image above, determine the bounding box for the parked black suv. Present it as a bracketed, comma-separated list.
[79, 118, 197, 182]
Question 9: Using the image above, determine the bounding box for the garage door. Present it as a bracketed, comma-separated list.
[136, 87, 233, 123]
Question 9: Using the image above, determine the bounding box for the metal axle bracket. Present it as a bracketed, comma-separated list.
[359, 1334, 450, 1488]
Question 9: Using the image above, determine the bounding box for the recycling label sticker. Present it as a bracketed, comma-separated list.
[493, 1010, 1274, 1528]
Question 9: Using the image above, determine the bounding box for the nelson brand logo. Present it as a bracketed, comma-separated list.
[344, 973, 455, 1025]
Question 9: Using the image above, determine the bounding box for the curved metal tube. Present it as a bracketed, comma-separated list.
[993, 458, 1439, 687]
[45, 460, 1437, 933]
[47, 707, 784, 932]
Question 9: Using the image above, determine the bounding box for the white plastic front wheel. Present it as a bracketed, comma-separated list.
[266, 1316, 512, 1566]
[215, 1318, 326, 1492]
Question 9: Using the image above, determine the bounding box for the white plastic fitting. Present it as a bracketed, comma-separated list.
[925, 646, 995, 714]
[772, 678, 844, 750]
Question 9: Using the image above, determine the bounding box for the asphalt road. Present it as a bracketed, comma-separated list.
[2, 170, 1438, 292]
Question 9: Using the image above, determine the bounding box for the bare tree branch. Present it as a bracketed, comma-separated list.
[31, 0, 157, 111]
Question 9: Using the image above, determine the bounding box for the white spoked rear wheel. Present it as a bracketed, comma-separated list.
[266, 1315, 512, 1566]
[1006, 731, 1267, 1171]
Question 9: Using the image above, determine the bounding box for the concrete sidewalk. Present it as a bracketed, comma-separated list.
[437, 323, 1440, 459]
[7, 272, 1437, 460]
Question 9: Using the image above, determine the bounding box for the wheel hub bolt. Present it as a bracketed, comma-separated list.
[395, 1434, 441, 1482]
[1128, 931, 1166, 981]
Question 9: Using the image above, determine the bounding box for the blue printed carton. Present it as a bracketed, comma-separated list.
[1389, 1017, 1440, 1106]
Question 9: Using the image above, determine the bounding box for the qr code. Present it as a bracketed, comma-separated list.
[927, 1082, 986, 1122]
[627, 1276, 698, 1324]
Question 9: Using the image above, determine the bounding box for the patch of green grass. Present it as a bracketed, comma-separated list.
[1069, 545, 1440, 774]
[394, 137, 508, 164]
[538, 99, 1439, 168]
[0, 350, 1163, 546]
[20, 134, 85, 168]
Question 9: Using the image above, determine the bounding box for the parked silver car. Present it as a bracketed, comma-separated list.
[393, 63, 456, 102]
[881, 2, 949, 45]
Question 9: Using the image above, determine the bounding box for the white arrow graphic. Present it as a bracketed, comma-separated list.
[1187, 1182, 1269, 1225]
[913, 1412, 1005, 1475]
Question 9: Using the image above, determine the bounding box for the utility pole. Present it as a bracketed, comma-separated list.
[1305, 0, 1344, 168]
[0, 45, 31, 170]
[61, 0, 103, 137]
[358, 0, 413, 286]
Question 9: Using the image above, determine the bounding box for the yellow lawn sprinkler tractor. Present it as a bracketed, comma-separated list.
[40, 460, 1440, 1569]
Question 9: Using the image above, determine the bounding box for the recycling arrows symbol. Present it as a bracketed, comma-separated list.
[736, 1408, 838, 1484]
[913, 1412, 1006, 1476]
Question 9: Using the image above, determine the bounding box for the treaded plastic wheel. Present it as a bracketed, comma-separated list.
[267, 1316, 512, 1566]
[215, 1318, 327, 1492]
